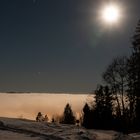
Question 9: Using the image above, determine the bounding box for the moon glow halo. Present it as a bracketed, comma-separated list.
[102, 5, 120, 24]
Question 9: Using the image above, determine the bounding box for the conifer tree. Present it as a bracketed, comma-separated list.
[82, 103, 93, 128]
[127, 20, 140, 128]
[93, 85, 113, 129]
[61, 103, 76, 124]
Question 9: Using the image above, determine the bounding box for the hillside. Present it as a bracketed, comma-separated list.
[0, 117, 139, 140]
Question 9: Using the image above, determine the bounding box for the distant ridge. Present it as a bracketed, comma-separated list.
[0, 91, 92, 94]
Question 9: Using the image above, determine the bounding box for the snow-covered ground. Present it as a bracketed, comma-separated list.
[0, 117, 139, 140]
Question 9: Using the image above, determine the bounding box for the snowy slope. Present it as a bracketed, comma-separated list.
[0, 117, 139, 140]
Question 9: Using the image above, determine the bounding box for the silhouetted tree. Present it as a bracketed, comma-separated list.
[36, 112, 44, 122]
[127, 19, 140, 129]
[82, 103, 93, 128]
[61, 103, 76, 124]
[102, 56, 128, 117]
[93, 85, 113, 129]
[127, 55, 137, 128]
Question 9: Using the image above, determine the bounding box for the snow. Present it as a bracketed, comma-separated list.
[0, 130, 42, 140]
[0, 117, 140, 140]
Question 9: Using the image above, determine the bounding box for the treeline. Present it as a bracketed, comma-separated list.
[36, 20, 140, 133]
[36, 103, 77, 125]
[82, 19, 140, 133]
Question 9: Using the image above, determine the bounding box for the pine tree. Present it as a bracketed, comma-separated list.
[82, 103, 93, 128]
[93, 85, 113, 129]
[127, 20, 140, 129]
[61, 103, 76, 124]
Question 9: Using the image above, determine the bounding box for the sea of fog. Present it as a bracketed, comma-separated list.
[0, 93, 93, 120]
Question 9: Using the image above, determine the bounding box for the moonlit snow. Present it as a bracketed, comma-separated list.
[0, 117, 139, 140]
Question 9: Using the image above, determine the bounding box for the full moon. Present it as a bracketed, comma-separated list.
[102, 5, 120, 23]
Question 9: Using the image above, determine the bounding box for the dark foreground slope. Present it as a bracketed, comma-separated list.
[0, 117, 139, 140]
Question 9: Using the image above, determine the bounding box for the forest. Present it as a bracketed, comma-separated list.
[39, 20, 140, 134]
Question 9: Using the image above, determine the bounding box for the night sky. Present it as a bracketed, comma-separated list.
[0, 0, 140, 92]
